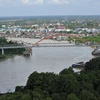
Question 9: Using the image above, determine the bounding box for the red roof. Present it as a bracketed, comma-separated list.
[56, 25, 65, 29]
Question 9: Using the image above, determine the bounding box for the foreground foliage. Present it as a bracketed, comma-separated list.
[0, 57, 100, 100]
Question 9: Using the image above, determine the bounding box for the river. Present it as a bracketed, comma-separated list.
[0, 47, 93, 93]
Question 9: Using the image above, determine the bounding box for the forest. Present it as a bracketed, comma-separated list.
[0, 57, 100, 100]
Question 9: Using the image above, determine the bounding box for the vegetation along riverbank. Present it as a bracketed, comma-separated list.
[0, 57, 100, 100]
[0, 37, 25, 60]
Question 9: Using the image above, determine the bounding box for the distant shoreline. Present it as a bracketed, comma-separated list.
[0, 15, 100, 17]
[0, 15, 100, 20]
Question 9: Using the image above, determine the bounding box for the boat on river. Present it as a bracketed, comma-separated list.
[72, 62, 85, 69]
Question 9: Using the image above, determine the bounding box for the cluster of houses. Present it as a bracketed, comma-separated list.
[0, 21, 100, 41]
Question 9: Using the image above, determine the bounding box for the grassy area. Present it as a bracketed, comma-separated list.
[67, 36, 100, 44]
[82, 36, 100, 43]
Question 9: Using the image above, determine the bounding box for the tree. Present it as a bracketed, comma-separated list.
[59, 67, 74, 75]
[21, 94, 31, 100]
[85, 57, 100, 71]
[57, 74, 79, 94]
[15, 86, 24, 92]
[26, 71, 58, 93]
[51, 93, 60, 100]
[67, 93, 80, 100]
[80, 90, 97, 100]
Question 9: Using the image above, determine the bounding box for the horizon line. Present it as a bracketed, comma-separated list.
[0, 15, 100, 17]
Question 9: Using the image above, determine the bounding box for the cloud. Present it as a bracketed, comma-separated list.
[21, 0, 29, 4]
[49, 0, 69, 4]
[21, 0, 69, 4]
[21, 0, 43, 4]
[0, 0, 69, 5]
[0, 0, 43, 5]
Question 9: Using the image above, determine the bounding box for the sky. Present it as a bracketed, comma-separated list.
[0, 0, 100, 16]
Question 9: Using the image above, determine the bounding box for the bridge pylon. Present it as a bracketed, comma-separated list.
[23, 48, 32, 57]
[2, 48, 4, 55]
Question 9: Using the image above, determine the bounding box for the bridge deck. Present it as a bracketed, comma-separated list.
[0, 43, 90, 49]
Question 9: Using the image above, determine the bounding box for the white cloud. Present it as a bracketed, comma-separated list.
[0, 0, 43, 5]
[21, 0, 29, 4]
[49, 0, 69, 4]
[0, 0, 99, 5]
[36, 0, 43, 4]
[21, 0, 43, 4]
[21, 0, 68, 5]
[0, 0, 69, 5]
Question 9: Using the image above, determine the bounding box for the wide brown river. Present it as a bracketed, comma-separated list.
[0, 47, 93, 93]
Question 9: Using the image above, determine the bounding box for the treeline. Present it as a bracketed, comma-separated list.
[0, 57, 100, 100]
[0, 37, 25, 58]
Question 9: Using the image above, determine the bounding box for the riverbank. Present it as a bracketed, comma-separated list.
[6, 37, 73, 44]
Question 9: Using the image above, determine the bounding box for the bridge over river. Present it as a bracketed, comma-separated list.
[0, 43, 91, 55]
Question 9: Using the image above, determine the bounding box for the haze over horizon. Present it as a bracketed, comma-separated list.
[0, 0, 100, 16]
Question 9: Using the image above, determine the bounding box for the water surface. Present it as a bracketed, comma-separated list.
[0, 47, 93, 93]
